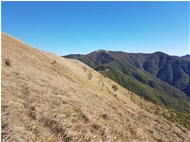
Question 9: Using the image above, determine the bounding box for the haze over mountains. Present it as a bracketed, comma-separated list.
[2, 33, 190, 141]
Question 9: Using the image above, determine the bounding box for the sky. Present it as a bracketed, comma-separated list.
[2, 1, 190, 56]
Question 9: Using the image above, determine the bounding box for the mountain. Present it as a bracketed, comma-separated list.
[2, 33, 190, 141]
[65, 50, 190, 113]
[181, 54, 190, 61]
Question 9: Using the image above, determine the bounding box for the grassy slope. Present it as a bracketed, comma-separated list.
[2, 32, 190, 142]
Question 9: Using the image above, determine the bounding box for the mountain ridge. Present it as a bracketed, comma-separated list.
[181, 54, 190, 61]
[64, 50, 190, 112]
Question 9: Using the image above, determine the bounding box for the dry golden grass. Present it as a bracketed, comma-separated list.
[2, 32, 190, 142]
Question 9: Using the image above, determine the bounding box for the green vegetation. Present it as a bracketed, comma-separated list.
[64, 50, 190, 129]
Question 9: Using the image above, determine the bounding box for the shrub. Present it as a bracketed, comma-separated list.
[112, 84, 118, 92]
[5, 58, 11, 66]
[103, 74, 107, 78]
[51, 60, 56, 65]
[28, 106, 36, 119]
[87, 72, 92, 80]
[102, 114, 109, 120]
[82, 66, 87, 72]
[81, 113, 90, 123]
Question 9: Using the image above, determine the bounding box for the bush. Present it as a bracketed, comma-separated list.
[112, 84, 118, 92]
[82, 66, 87, 72]
[5, 58, 11, 66]
[87, 72, 92, 80]
[51, 60, 56, 65]
[28, 106, 36, 119]
[102, 114, 109, 120]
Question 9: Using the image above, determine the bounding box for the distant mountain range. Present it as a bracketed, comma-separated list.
[64, 50, 190, 113]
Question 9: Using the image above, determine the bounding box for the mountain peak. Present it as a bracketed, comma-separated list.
[182, 54, 190, 57]
[94, 49, 109, 53]
[153, 51, 168, 56]
[181, 54, 190, 61]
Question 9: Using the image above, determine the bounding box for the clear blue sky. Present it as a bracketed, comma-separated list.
[2, 2, 190, 56]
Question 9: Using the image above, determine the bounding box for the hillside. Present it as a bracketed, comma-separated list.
[65, 50, 190, 110]
[65, 51, 190, 96]
[2, 33, 190, 142]
[65, 50, 190, 130]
